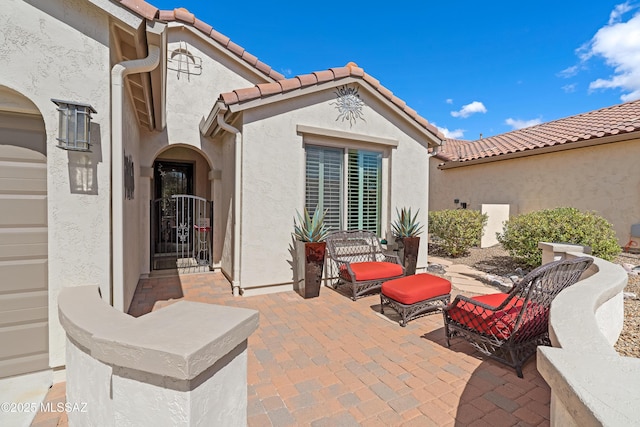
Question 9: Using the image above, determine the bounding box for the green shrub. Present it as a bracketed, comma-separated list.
[428, 209, 488, 257]
[497, 207, 621, 267]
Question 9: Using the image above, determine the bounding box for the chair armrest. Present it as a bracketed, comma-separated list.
[444, 294, 499, 312]
[382, 253, 402, 265]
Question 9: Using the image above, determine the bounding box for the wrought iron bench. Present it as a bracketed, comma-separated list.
[443, 256, 593, 378]
[326, 230, 405, 300]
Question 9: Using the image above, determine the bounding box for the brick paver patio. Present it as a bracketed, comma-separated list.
[33, 272, 551, 426]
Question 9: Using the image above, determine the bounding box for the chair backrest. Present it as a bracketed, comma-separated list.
[504, 256, 594, 342]
[325, 230, 385, 264]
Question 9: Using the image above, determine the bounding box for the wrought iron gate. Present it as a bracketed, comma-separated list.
[151, 194, 213, 271]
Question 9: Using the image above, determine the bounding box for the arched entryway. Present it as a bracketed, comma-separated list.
[150, 146, 212, 272]
[0, 86, 48, 378]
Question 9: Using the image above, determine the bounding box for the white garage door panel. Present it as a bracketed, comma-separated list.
[0, 306, 47, 326]
[0, 243, 47, 259]
[0, 322, 48, 359]
[0, 109, 49, 378]
[0, 161, 45, 178]
[0, 259, 47, 293]
[0, 197, 47, 227]
[0, 354, 49, 379]
[0, 291, 47, 313]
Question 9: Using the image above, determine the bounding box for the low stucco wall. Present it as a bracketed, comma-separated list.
[536, 243, 640, 426]
[58, 286, 259, 426]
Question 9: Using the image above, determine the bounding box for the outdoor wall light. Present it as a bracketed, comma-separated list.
[52, 99, 97, 151]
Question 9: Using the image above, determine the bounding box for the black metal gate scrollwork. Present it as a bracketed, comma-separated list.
[151, 195, 212, 271]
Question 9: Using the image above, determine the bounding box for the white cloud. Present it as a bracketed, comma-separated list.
[569, 3, 640, 101]
[450, 101, 487, 118]
[505, 118, 542, 130]
[562, 83, 577, 93]
[445, 98, 453, 104]
[609, 1, 635, 24]
[281, 68, 293, 77]
[436, 125, 465, 139]
[558, 65, 580, 78]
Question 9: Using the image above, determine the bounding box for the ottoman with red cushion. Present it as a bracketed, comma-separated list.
[381, 273, 452, 327]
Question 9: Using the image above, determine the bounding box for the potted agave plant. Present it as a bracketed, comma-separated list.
[293, 208, 329, 298]
[392, 207, 424, 276]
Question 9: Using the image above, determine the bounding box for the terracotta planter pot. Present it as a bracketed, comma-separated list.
[296, 241, 326, 298]
[396, 236, 420, 276]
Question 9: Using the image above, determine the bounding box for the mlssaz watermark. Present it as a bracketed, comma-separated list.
[1, 401, 88, 413]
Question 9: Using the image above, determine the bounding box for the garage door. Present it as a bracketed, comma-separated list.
[0, 111, 48, 379]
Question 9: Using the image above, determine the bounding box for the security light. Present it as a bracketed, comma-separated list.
[52, 99, 96, 151]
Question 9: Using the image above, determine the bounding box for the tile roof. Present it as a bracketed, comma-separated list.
[218, 62, 444, 140]
[114, 1, 285, 81]
[436, 99, 640, 163]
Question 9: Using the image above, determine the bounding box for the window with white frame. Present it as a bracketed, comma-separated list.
[305, 145, 382, 235]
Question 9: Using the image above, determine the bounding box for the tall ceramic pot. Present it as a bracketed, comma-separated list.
[396, 236, 420, 276]
[297, 241, 326, 298]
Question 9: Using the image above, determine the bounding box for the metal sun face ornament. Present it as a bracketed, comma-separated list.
[331, 85, 365, 127]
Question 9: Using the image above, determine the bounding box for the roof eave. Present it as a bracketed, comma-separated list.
[223, 76, 442, 147]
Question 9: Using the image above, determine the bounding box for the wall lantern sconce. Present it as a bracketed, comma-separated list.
[51, 99, 97, 152]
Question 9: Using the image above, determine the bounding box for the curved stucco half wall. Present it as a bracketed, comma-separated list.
[536, 243, 640, 426]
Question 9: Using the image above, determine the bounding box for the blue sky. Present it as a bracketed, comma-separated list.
[151, 1, 640, 140]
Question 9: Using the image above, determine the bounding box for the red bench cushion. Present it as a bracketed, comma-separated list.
[447, 293, 526, 339]
[382, 274, 451, 305]
[340, 262, 404, 282]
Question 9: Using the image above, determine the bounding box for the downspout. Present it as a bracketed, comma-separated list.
[111, 45, 160, 311]
[216, 109, 243, 297]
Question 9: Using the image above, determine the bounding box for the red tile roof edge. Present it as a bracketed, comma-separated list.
[218, 62, 445, 140]
[435, 99, 640, 163]
[114, 1, 285, 81]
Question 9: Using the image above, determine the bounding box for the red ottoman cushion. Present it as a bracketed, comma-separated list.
[382, 273, 451, 305]
[446, 293, 528, 339]
[340, 262, 404, 282]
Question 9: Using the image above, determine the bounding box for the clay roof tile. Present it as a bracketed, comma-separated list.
[330, 67, 350, 79]
[193, 18, 213, 36]
[241, 51, 258, 67]
[118, 0, 158, 20]
[257, 82, 282, 97]
[226, 41, 245, 57]
[313, 70, 335, 83]
[174, 7, 195, 24]
[278, 78, 302, 92]
[209, 29, 230, 46]
[158, 9, 175, 20]
[297, 73, 318, 87]
[220, 91, 239, 105]
[234, 87, 262, 102]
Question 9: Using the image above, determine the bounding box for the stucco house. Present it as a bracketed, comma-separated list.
[0, 0, 442, 382]
[430, 100, 640, 248]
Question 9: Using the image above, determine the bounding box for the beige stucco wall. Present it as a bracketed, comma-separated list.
[122, 92, 141, 311]
[1, 0, 117, 368]
[138, 25, 268, 279]
[429, 139, 640, 245]
[239, 86, 431, 291]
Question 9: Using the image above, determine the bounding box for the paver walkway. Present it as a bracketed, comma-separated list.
[33, 267, 550, 426]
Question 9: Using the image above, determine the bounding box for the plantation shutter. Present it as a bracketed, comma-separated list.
[347, 149, 381, 234]
[305, 146, 343, 230]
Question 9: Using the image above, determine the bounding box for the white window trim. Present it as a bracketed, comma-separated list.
[297, 124, 398, 147]
[302, 135, 392, 236]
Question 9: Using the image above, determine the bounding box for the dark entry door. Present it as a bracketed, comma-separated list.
[152, 161, 193, 269]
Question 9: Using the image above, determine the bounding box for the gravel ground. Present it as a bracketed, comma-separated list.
[428, 243, 640, 358]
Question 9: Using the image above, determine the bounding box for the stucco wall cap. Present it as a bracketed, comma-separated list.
[58, 285, 259, 381]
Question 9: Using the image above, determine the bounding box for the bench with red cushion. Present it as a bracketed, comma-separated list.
[340, 262, 404, 282]
[381, 273, 452, 326]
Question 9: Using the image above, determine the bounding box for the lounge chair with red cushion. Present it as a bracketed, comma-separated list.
[443, 256, 593, 377]
[326, 230, 405, 300]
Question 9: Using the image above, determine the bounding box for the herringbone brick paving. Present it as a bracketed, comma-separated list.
[33, 272, 551, 426]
